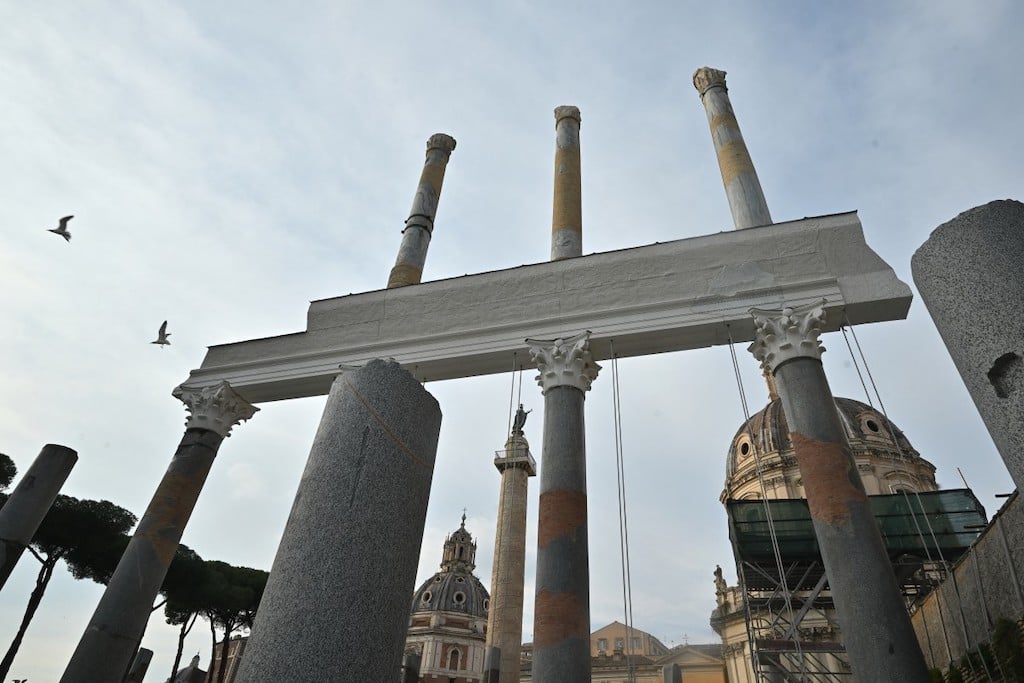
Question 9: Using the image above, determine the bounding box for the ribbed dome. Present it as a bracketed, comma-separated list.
[724, 397, 936, 499]
[411, 570, 490, 618]
[410, 517, 490, 618]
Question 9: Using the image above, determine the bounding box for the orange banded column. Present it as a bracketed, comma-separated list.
[387, 133, 457, 288]
[551, 106, 582, 261]
[693, 67, 772, 229]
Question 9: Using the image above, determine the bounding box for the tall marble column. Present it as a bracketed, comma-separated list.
[485, 413, 537, 682]
[0, 443, 77, 589]
[61, 381, 257, 683]
[526, 331, 600, 682]
[236, 359, 442, 682]
[551, 106, 583, 261]
[748, 301, 929, 682]
[693, 67, 772, 229]
[912, 199, 1024, 492]
[387, 133, 457, 288]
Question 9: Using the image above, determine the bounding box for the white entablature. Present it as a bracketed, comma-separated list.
[180, 211, 911, 403]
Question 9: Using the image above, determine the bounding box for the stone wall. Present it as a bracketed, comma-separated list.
[911, 492, 1024, 668]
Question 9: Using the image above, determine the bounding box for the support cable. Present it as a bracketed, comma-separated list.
[842, 315, 994, 681]
[609, 341, 636, 683]
[726, 328, 807, 680]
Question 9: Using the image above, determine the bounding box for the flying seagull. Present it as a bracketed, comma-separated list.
[47, 215, 74, 241]
[151, 321, 171, 347]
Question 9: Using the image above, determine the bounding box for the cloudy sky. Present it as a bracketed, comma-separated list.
[2, 1, 1022, 680]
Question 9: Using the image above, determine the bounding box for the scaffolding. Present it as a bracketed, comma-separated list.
[725, 489, 988, 682]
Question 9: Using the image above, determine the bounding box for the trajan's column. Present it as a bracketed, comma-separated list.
[485, 406, 537, 682]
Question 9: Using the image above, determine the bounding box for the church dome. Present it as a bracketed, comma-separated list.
[723, 396, 937, 500]
[411, 516, 490, 619]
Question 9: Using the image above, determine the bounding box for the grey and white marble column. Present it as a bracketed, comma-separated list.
[693, 67, 772, 229]
[237, 359, 442, 682]
[60, 381, 257, 683]
[912, 199, 1024, 492]
[0, 443, 77, 589]
[749, 301, 929, 682]
[551, 106, 583, 261]
[526, 331, 600, 682]
[387, 133, 457, 288]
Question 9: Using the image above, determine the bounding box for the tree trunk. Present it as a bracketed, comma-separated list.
[216, 622, 236, 683]
[168, 612, 197, 683]
[0, 556, 58, 678]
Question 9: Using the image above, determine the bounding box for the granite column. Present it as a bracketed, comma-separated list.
[749, 301, 929, 682]
[485, 424, 536, 682]
[550, 106, 583, 261]
[236, 359, 442, 682]
[912, 199, 1024, 492]
[527, 331, 600, 682]
[693, 67, 772, 229]
[61, 381, 257, 683]
[0, 444, 77, 589]
[387, 134, 457, 288]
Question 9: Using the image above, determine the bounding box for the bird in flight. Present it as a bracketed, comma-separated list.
[151, 321, 171, 347]
[47, 215, 74, 242]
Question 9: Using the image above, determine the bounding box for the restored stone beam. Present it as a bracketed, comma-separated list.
[180, 212, 911, 403]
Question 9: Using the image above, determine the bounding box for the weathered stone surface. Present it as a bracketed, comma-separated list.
[912, 199, 1024, 492]
[183, 212, 912, 402]
[0, 444, 77, 588]
[237, 359, 441, 683]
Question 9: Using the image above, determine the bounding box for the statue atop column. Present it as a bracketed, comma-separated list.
[512, 404, 531, 436]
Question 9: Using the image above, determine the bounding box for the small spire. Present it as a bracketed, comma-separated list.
[461, 509, 467, 528]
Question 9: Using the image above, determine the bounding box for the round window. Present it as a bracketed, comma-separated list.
[453, 591, 466, 604]
[422, 591, 432, 603]
[455, 577, 465, 583]
[740, 441, 751, 456]
[866, 419, 880, 433]
[483, 598, 490, 611]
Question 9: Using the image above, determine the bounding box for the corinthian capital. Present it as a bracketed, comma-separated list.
[554, 105, 581, 125]
[693, 67, 728, 96]
[172, 381, 259, 437]
[748, 300, 828, 371]
[526, 331, 601, 394]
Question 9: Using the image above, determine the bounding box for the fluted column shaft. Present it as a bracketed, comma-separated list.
[749, 302, 928, 682]
[551, 106, 582, 261]
[0, 444, 77, 589]
[693, 67, 772, 229]
[527, 332, 600, 682]
[387, 134, 457, 288]
[61, 382, 257, 683]
[486, 434, 535, 682]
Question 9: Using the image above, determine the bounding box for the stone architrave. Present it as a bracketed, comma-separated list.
[0, 443, 77, 589]
[693, 67, 772, 229]
[749, 301, 929, 682]
[912, 199, 1024, 492]
[527, 331, 600, 683]
[61, 381, 257, 683]
[551, 106, 583, 261]
[388, 134, 457, 288]
[236, 359, 442, 682]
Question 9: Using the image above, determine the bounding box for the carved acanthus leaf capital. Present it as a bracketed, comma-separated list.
[693, 67, 728, 96]
[172, 381, 259, 438]
[526, 331, 601, 394]
[747, 300, 827, 371]
[426, 133, 457, 157]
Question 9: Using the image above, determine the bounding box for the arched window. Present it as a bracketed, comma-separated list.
[447, 647, 461, 670]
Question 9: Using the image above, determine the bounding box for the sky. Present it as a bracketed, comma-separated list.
[1, 1, 1022, 680]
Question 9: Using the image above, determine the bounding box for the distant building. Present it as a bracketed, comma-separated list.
[204, 635, 246, 683]
[713, 383, 988, 681]
[165, 654, 205, 683]
[405, 515, 491, 682]
[520, 621, 726, 682]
